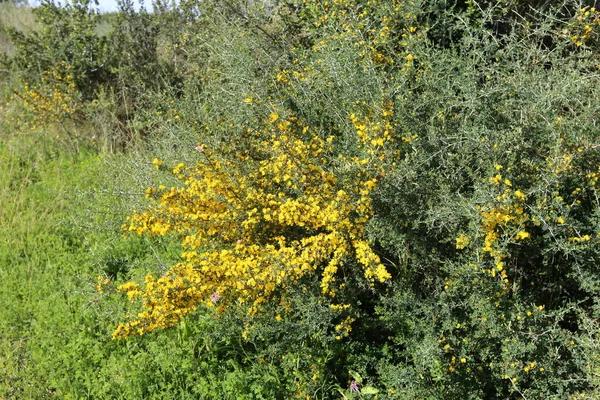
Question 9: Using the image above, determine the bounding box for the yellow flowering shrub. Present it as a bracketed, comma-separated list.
[4, 62, 81, 134]
[294, 0, 423, 68]
[477, 177, 531, 282]
[114, 107, 394, 338]
[565, 6, 600, 47]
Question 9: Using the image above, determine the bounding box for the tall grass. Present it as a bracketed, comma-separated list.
[0, 132, 192, 398]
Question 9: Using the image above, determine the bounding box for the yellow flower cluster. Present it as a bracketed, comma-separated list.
[96, 275, 111, 294]
[587, 167, 599, 189]
[567, 6, 600, 47]
[274, 0, 423, 92]
[455, 233, 470, 250]
[114, 109, 392, 338]
[5, 62, 81, 134]
[345, 98, 409, 170]
[334, 316, 355, 340]
[478, 172, 531, 283]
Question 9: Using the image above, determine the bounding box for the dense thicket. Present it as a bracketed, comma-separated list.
[2, 0, 600, 398]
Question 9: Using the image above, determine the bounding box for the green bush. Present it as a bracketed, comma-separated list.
[4, 0, 179, 146]
[2, 0, 600, 398]
[121, 0, 600, 397]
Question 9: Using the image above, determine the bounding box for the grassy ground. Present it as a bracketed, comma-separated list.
[0, 133, 100, 397]
[0, 132, 196, 399]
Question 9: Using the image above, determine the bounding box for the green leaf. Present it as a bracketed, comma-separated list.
[336, 387, 349, 399]
[349, 370, 362, 384]
[361, 386, 379, 395]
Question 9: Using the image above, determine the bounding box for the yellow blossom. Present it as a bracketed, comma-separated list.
[455, 234, 469, 250]
[515, 231, 530, 240]
[114, 109, 392, 338]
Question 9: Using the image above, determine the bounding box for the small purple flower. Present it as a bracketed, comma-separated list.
[210, 292, 220, 303]
[349, 380, 360, 393]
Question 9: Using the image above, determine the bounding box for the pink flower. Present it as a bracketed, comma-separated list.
[195, 144, 204, 153]
[210, 292, 220, 303]
[350, 381, 359, 393]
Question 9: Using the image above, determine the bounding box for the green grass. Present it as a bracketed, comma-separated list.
[0, 134, 94, 397]
[0, 132, 199, 399]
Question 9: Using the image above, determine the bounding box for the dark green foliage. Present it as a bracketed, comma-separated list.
[5, 0, 179, 147]
[8, 0, 111, 100]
